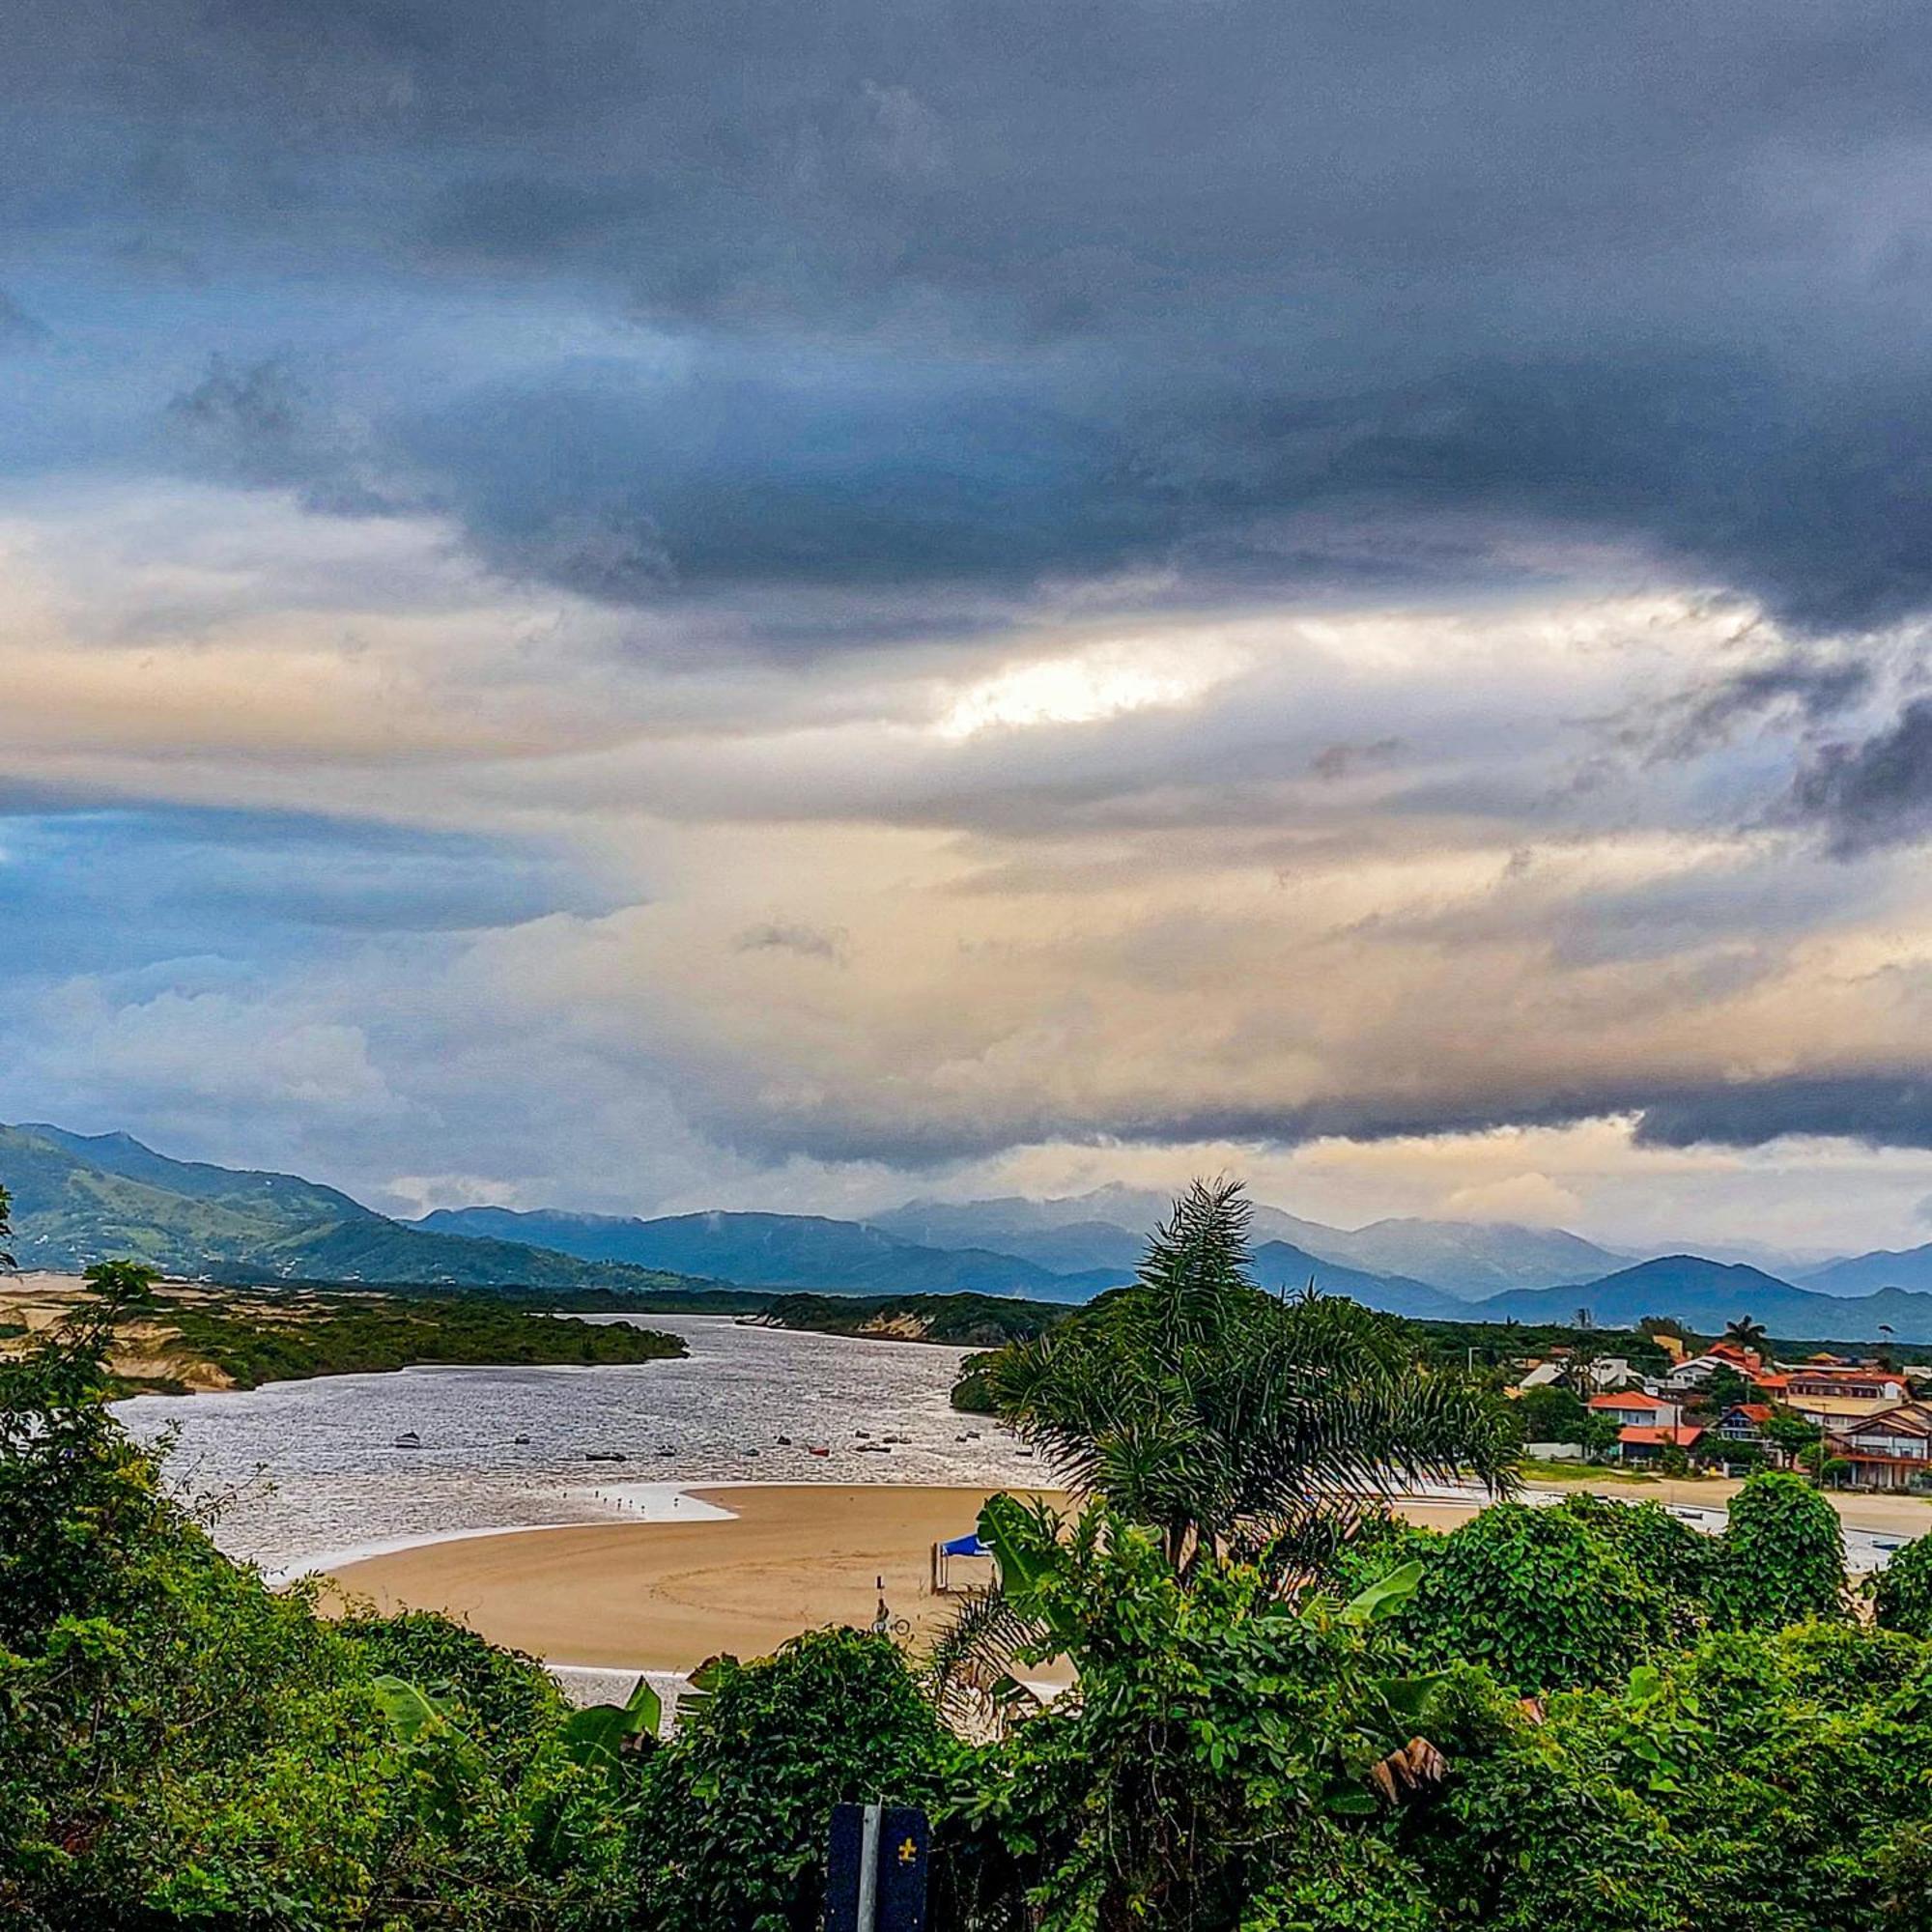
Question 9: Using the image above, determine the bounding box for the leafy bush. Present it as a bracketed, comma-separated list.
[629, 1628, 950, 1931]
[1872, 1533, 1932, 1640]
[1381, 1501, 1677, 1691]
[1414, 1623, 1932, 1931]
[340, 1607, 565, 1769]
[1707, 1469, 1846, 1631]
[1554, 1491, 1712, 1632]
[1515, 1383, 1590, 1444]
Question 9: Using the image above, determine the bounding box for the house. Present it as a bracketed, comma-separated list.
[1519, 1355, 1639, 1392]
[1788, 1392, 1904, 1429]
[1618, 1423, 1705, 1463]
[1714, 1403, 1774, 1444]
[1824, 1404, 1932, 1492]
[1785, 1367, 1908, 1402]
[1588, 1391, 1685, 1430]
[1665, 1341, 1766, 1391]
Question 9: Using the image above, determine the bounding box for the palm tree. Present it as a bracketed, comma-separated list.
[983, 1179, 1519, 1578]
[1723, 1315, 1768, 1353]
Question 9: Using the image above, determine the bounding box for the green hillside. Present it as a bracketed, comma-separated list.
[0, 1124, 705, 1293]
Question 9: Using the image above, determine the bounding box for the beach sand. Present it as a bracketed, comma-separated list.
[320, 1474, 1932, 1672]
[321, 1483, 1485, 1670]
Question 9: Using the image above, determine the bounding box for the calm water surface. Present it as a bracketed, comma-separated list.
[113, 1315, 1036, 1572]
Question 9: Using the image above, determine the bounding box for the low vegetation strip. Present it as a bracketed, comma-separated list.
[0, 1266, 686, 1395]
[162, 1294, 685, 1391]
[754, 1290, 1065, 1349]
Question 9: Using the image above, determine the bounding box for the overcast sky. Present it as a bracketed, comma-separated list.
[13, 3, 1932, 1252]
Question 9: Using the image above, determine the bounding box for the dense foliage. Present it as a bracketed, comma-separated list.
[1706, 1468, 1848, 1630]
[1371, 1501, 1681, 1692]
[629, 1630, 950, 1930]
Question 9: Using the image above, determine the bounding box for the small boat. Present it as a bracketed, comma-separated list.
[512, 1435, 530, 1445]
[584, 1450, 628, 1463]
[882, 1433, 911, 1444]
[855, 1441, 892, 1455]
[777, 1435, 793, 1446]
[1015, 1448, 1037, 1459]
[808, 1444, 831, 1457]
[855, 1429, 871, 1438]
[392, 1431, 421, 1449]
[656, 1446, 676, 1458]
[963, 1430, 981, 1440]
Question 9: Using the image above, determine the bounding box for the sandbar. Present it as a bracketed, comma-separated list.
[321, 1482, 1484, 1670]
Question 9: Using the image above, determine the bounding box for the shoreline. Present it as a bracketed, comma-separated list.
[316, 1475, 1922, 1676]
[317, 1481, 1492, 1673]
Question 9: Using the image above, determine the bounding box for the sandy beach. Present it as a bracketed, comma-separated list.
[322, 1482, 1487, 1669]
[320, 1474, 1932, 1672]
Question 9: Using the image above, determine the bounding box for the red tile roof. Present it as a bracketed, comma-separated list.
[1588, 1392, 1676, 1411]
[1619, 1425, 1706, 1448]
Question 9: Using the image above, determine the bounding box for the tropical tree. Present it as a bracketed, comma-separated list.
[984, 1180, 1519, 1577]
[1723, 1315, 1768, 1354]
[943, 1495, 1454, 1927]
[0, 1180, 12, 1268]
[1762, 1412, 1824, 1473]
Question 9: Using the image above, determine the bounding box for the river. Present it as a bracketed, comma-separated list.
[113, 1314, 1034, 1575]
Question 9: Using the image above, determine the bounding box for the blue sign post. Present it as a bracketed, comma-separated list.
[824, 1802, 930, 1932]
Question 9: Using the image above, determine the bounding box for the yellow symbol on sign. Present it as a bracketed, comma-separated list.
[898, 1836, 919, 1864]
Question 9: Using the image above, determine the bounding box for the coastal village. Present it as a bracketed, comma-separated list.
[1513, 1333, 1932, 1491]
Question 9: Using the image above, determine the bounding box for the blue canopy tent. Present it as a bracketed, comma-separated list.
[931, 1531, 991, 1593]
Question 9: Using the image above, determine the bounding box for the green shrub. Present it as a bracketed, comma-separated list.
[1872, 1533, 1932, 1640]
[629, 1628, 949, 1931]
[1707, 1469, 1846, 1631]
[340, 1607, 565, 1768]
[1391, 1501, 1676, 1691]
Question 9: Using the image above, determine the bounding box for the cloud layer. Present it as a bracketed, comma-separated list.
[11, 5, 1932, 1248]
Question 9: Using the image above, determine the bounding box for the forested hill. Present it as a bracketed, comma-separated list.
[416, 1204, 1126, 1300]
[0, 1124, 707, 1293]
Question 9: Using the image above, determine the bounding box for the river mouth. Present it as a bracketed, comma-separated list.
[114, 1313, 1035, 1574]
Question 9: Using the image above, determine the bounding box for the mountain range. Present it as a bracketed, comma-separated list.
[413, 1205, 1121, 1302]
[14, 1122, 1932, 1342]
[0, 1124, 704, 1294]
[875, 1189, 1633, 1295]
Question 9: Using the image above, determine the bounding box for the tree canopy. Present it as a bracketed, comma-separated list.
[985, 1179, 1520, 1574]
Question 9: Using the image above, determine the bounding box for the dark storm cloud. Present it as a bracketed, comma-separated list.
[1627, 648, 1875, 764]
[12, 2, 1932, 631]
[164, 355, 407, 516]
[1787, 698, 1932, 855]
[1634, 1073, 1932, 1152]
